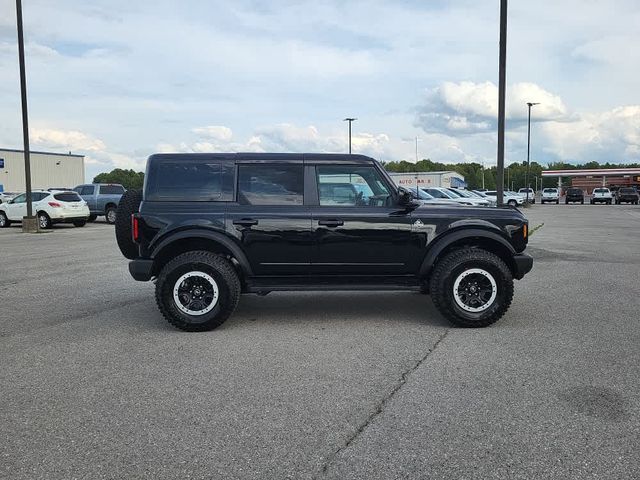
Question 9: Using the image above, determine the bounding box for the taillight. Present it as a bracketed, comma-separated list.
[132, 214, 139, 242]
[48, 202, 62, 208]
[523, 223, 528, 239]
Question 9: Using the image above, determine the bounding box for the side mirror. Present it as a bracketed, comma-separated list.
[398, 189, 413, 206]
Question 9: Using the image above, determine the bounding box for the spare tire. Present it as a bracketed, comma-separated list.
[115, 189, 142, 260]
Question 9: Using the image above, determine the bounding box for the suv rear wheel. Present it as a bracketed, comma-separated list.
[155, 251, 241, 332]
[0, 211, 10, 228]
[429, 248, 514, 328]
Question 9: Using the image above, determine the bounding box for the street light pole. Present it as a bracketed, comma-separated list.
[15, 0, 36, 231]
[496, 0, 508, 207]
[344, 118, 356, 154]
[525, 102, 540, 205]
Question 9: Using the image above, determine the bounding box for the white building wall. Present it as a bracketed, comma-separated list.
[388, 171, 465, 189]
[0, 149, 85, 192]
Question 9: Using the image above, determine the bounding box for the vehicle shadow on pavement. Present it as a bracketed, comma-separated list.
[230, 291, 449, 329]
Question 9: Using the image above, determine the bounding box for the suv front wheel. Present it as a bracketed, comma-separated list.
[429, 248, 514, 328]
[155, 251, 241, 331]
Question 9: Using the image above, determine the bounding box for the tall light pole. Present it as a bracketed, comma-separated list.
[525, 102, 540, 205]
[15, 0, 36, 232]
[344, 118, 356, 154]
[414, 137, 421, 196]
[495, 0, 508, 207]
[481, 161, 485, 190]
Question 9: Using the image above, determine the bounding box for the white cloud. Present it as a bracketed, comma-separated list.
[30, 128, 106, 152]
[192, 126, 233, 141]
[416, 81, 569, 135]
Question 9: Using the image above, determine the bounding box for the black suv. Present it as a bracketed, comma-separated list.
[615, 187, 639, 205]
[115, 153, 533, 331]
[565, 188, 584, 204]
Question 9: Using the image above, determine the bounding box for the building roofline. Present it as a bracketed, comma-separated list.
[0, 147, 85, 158]
[542, 168, 640, 177]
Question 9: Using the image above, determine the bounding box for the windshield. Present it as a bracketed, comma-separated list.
[446, 189, 464, 197]
[423, 188, 452, 199]
[450, 189, 474, 198]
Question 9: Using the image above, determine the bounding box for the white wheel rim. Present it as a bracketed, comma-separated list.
[39, 215, 48, 228]
[0, 215, 5, 226]
[173, 271, 219, 316]
[453, 268, 498, 313]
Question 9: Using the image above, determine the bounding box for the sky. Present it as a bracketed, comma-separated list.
[0, 0, 639, 179]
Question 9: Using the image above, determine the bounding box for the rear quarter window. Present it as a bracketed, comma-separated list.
[146, 160, 232, 201]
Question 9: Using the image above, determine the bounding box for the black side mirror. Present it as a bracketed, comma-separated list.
[398, 189, 413, 206]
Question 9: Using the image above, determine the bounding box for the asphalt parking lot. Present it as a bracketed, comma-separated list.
[1, 205, 639, 480]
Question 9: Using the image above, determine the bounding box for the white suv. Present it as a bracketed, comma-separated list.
[484, 190, 525, 207]
[0, 190, 90, 229]
[518, 188, 536, 204]
[541, 188, 560, 204]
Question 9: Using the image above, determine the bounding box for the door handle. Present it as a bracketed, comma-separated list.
[318, 219, 344, 228]
[233, 218, 258, 227]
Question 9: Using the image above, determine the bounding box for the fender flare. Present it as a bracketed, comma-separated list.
[150, 228, 253, 276]
[419, 228, 516, 277]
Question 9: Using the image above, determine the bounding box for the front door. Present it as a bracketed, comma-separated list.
[4, 193, 27, 220]
[310, 164, 416, 275]
[226, 161, 312, 276]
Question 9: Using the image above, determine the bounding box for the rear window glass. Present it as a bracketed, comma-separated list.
[238, 164, 303, 205]
[54, 192, 82, 202]
[620, 188, 636, 193]
[543, 189, 557, 193]
[99, 185, 125, 195]
[567, 189, 582, 194]
[148, 162, 222, 201]
[593, 188, 609, 193]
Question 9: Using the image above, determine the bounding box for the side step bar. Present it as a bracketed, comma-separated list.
[244, 276, 422, 294]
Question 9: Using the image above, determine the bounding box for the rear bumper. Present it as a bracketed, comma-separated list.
[513, 253, 533, 280]
[129, 259, 154, 281]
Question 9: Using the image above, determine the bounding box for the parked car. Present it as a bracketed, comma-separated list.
[73, 183, 125, 224]
[541, 188, 560, 204]
[0, 192, 18, 204]
[115, 152, 532, 331]
[615, 187, 639, 205]
[483, 190, 525, 207]
[398, 187, 459, 206]
[518, 188, 536, 204]
[469, 190, 497, 206]
[565, 188, 584, 204]
[446, 188, 491, 206]
[0, 190, 90, 229]
[590, 188, 613, 205]
[422, 187, 476, 206]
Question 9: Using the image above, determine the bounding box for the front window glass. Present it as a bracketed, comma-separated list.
[12, 194, 26, 203]
[80, 186, 95, 195]
[317, 166, 391, 207]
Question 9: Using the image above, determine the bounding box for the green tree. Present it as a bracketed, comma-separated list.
[93, 168, 144, 190]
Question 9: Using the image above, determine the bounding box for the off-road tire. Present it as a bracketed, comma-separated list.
[429, 248, 514, 328]
[155, 251, 241, 332]
[73, 220, 87, 227]
[87, 214, 97, 222]
[556, 200, 559, 204]
[0, 212, 9, 228]
[115, 189, 142, 260]
[105, 206, 117, 224]
[37, 212, 52, 229]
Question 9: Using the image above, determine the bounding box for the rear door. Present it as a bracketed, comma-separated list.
[225, 157, 312, 276]
[309, 162, 416, 275]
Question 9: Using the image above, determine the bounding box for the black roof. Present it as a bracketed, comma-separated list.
[148, 152, 377, 164]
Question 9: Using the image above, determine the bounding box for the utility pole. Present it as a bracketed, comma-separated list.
[525, 101, 540, 205]
[482, 161, 485, 190]
[496, 0, 508, 207]
[344, 118, 356, 154]
[16, 0, 37, 232]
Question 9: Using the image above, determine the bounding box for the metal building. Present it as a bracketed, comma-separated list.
[387, 171, 467, 190]
[0, 148, 85, 193]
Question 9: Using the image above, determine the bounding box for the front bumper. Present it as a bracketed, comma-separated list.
[129, 259, 154, 281]
[513, 253, 533, 280]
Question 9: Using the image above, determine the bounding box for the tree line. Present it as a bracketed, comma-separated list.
[382, 159, 640, 190]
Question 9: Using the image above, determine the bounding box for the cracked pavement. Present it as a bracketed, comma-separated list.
[1, 206, 639, 479]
